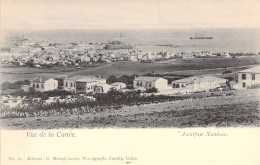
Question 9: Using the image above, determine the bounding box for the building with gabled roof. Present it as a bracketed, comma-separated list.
[30, 77, 58, 92]
[75, 76, 106, 94]
[64, 75, 106, 94]
[133, 76, 168, 90]
[237, 65, 260, 89]
[53, 75, 68, 89]
[171, 75, 227, 93]
[63, 75, 88, 93]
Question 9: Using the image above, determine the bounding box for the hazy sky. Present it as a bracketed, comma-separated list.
[1, 0, 260, 29]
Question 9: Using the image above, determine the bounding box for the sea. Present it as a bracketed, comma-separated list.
[1, 28, 260, 53]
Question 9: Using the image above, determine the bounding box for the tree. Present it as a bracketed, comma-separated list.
[107, 75, 117, 84]
[129, 74, 138, 85]
[29, 87, 36, 93]
[1, 80, 30, 90]
[1, 82, 10, 90]
[118, 75, 129, 85]
[25, 61, 34, 67]
[225, 77, 234, 82]
[118, 74, 138, 86]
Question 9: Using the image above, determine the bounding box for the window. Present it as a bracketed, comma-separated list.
[36, 84, 39, 88]
[65, 82, 68, 87]
[74, 83, 76, 87]
[32, 83, 35, 88]
[243, 83, 246, 88]
[252, 74, 255, 80]
[70, 83, 73, 87]
[42, 84, 44, 89]
[79, 87, 85, 90]
[172, 83, 180, 88]
[145, 82, 148, 87]
[242, 74, 246, 80]
[172, 83, 176, 88]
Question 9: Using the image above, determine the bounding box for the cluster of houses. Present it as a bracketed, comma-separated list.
[1, 38, 122, 67]
[21, 75, 127, 94]
[129, 50, 231, 62]
[0, 65, 258, 109]
[20, 65, 260, 96]
[1, 38, 234, 67]
[21, 74, 225, 95]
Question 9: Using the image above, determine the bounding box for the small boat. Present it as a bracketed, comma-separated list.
[103, 40, 133, 50]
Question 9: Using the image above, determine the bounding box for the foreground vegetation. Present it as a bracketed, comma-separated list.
[1, 90, 259, 129]
[0, 89, 187, 119]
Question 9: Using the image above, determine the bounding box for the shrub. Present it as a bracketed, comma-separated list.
[126, 86, 134, 89]
[145, 87, 158, 93]
[1, 80, 30, 90]
[43, 89, 72, 97]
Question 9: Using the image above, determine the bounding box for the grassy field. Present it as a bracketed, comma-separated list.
[1, 88, 259, 129]
[0, 56, 259, 83]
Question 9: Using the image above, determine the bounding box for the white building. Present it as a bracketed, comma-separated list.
[137, 53, 143, 60]
[21, 85, 30, 92]
[30, 77, 58, 92]
[237, 65, 260, 89]
[221, 51, 231, 58]
[64, 75, 106, 94]
[133, 76, 168, 91]
[202, 51, 214, 57]
[110, 82, 127, 90]
[182, 53, 194, 59]
[75, 76, 106, 94]
[144, 52, 153, 59]
[93, 83, 112, 93]
[64, 75, 86, 93]
[171, 75, 227, 93]
[130, 55, 138, 61]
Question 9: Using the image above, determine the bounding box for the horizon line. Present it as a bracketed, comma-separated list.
[2, 27, 260, 31]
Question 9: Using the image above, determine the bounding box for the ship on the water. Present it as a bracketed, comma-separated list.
[190, 33, 213, 40]
[103, 40, 133, 50]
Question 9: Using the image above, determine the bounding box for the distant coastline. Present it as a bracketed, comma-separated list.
[1, 28, 260, 53]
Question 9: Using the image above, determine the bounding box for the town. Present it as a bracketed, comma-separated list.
[1, 37, 260, 128]
[2, 37, 258, 68]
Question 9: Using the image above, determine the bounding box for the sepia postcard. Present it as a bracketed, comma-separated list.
[1, 0, 260, 165]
